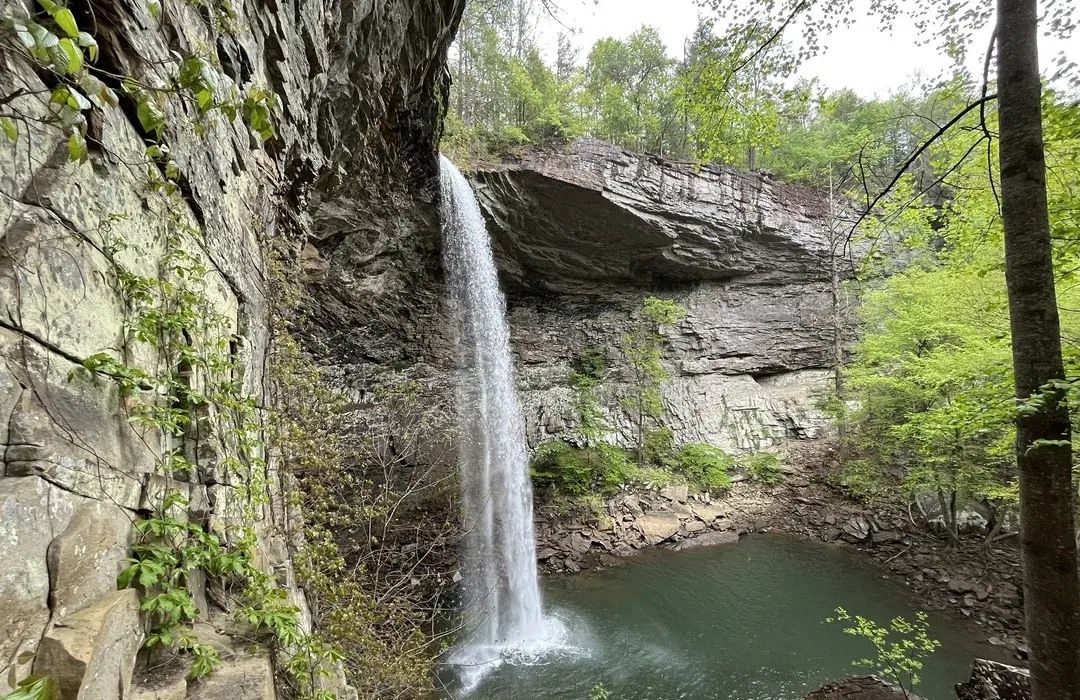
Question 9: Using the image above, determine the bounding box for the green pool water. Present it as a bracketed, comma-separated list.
[463, 533, 1010, 700]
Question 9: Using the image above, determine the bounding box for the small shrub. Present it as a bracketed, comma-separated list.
[587, 684, 611, 700]
[673, 443, 735, 492]
[572, 346, 610, 381]
[744, 453, 783, 486]
[631, 465, 677, 487]
[530, 441, 635, 495]
[825, 607, 940, 696]
[592, 442, 636, 492]
[643, 426, 675, 466]
[531, 441, 593, 495]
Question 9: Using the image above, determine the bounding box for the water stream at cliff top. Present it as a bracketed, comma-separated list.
[439, 156, 567, 689]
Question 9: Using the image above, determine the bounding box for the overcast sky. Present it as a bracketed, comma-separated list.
[536, 0, 1075, 98]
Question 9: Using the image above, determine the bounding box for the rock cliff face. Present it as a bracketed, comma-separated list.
[0, 1, 462, 698]
[471, 141, 845, 452]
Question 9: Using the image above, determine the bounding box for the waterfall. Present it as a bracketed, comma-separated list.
[439, 155, 550, 680]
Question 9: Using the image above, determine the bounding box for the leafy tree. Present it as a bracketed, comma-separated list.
[676, 21, 798, 170]
[620, 297, 687, 467]
[826, 607, 941, 698]
[583, 27, 677, 154]
[692, 1, 1079, 691]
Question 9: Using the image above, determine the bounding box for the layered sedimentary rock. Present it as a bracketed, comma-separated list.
[471, 140, 846, 452]
[0, 1, 462, 697]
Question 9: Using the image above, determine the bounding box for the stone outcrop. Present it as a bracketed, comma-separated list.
[805, 677, 924, 699]
[535, 482, 747, 572]
[34, 590, 143, 700]
[1, 0, 463, 697]
[955, 659, 1031, 700]
[472, 140, 847, 453]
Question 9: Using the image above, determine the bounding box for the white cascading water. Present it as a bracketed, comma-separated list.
[439, 155, 558, 686]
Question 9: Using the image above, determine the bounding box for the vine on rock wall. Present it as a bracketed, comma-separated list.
[3, 3, 456, 698]
[0, 1, 336, 698]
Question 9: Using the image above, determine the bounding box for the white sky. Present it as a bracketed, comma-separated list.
[536, 0, 1076, 98]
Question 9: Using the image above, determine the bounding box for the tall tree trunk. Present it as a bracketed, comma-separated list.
[997, 1, 1080, 696]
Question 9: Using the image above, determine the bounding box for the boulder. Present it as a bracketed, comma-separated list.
[570, 531, 592, 555]
[635, 511, 682, 544]
[131, 664, 189, 700]
[34, 589, 143, 700]
[674, 530, 739, 551]
[840, 516, 872, 543]
[684, 519, 707, 534]
[691, 503, 727, 523]
[805, 676, 924, 699]
[186, 654, 275, 700]
[660, 484, 689, 503]
[955, 659, 1031, 700]
[0, 476, 77, 692]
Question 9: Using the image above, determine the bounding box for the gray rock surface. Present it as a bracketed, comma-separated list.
[470, 141, 847, 452]
[34, 590, 143, 700]
[473, 140, 836, 293]
[955, 659, 1031, 700]
[805, 676, 924, 699]
[1, 0, 463, 697]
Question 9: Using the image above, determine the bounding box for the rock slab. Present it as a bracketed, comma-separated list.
[34, 589, 143, 700]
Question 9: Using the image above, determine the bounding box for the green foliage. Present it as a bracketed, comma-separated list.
[573, 346, 610, 382]
[672, 443, 735, 492]
[530, 441, 635, 496]
[570, 347, 612, 445]
[744, 453, 782, 486]
[826, 607, 941, 694]
[643, 426, 675, 466]
[271, 269, 445, 697]
[828, 93, 1080, 538]
[0, 676, 60, 700]
[587, 684, 611, 700]
[621, 297, 686, 465]
[531, 441, 594, 494]
[2, 0, 277, 165]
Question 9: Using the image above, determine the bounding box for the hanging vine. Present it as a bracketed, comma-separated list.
[1, 1, 337, 698]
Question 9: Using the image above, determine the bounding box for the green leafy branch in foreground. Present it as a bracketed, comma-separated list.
[825, 607, 940, 698]
[2, 0, 277, 166]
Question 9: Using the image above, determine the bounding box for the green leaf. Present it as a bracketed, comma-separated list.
[67, 130, 87, 163]
[77, 32, 98, 61]
[117, 562, 138, 589]
[57, 37, 82, 73]
[28, 22, 59, 49]
[51, 8, 79, 38]
[136, 98, 165, 138]
[2, 675, 60, 700]
[1, 117, 17, 142]
[65, 86, 91, 111]
[195, 88, 214, 113]
[148, 0, 162, 19]
[49, 85, 69, 105]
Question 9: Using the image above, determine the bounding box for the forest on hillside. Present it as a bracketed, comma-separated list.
[445, 0, 1080, 546]
[445, 4, 1080, 696]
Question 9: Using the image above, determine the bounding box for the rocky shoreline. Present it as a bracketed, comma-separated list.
[534, 441, 1027, 662]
